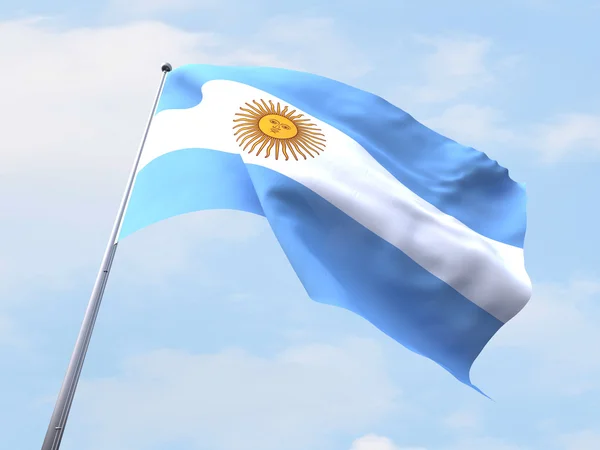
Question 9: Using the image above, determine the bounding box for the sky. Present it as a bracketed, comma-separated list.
[1, 0, 599, 449]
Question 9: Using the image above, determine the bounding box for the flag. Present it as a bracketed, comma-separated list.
[118, 64, 531, 390]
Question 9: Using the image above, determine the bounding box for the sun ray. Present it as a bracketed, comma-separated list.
[238, 131, 262, 147]
[296, 140, 317, 158]
[288, 146, 298, 161]
[233, 129, 257, 138]
[233, 123, 258, 131]
[248, 101, 267, 114]
[233, 119, 255, 126]
[233, 99, 326, 161]
[252, 100, 269, 113]
[301, 128, 325, 138]
[235, 129, 261, 141]
[239, 106, 261, 115]
[255, 139, 269, 157]
[275, 139, 281, 160]
[302, 135, 326, 148]
[290, 141, 307, 160]
[233, 116, 258, 123]
[260, 99, 270, 111]
[248, 136, 266, 155]
[281, 140, 292, 161]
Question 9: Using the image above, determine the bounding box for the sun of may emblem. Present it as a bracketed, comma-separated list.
[233, 99, 326, 161]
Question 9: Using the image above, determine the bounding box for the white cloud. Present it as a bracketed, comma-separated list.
[486, 279, 600, 395]
[0, 18, 239, 177]
[444, 437, 527, 450]
[348, 434, 526, 450]
[561, 430, 600, 450]
[350, 434, 426, 450]
[422, 104, 514, 150]
[421, 104, 600, 164]
[409, 35, 495, 104]
[398, 34, 599, 164]
[0, 314, 22, 348]
[108, 0, 218, 15]
[62, 339, 400, 450]
[351, 435, 399, 450]
[249, 16, 372, 79]
[443, 408, 480, 431]
[350, 434, 427, 450]
[0, 19, 231, 208]
[0, 18, 223, 299]
[530, 113, 600, 163]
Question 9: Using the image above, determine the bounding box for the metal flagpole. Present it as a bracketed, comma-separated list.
[40, 62, 172, 450]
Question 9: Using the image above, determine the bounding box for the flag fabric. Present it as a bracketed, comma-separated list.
[118, 64, 531, 390]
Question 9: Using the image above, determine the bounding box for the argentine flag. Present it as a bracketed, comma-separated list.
[119, 65, 531, 390]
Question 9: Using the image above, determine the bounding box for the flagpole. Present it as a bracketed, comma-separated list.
[40, 62, 172, 450]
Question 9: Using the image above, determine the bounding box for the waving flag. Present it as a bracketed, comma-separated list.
[118, 64, 531, 390]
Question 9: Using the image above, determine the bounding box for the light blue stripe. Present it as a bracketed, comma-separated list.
[121, 148, 502, 388]
[155, 64, 527, 248]
[120, 149, 263, 238]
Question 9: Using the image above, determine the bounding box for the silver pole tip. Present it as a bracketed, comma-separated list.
[161, 63, 172, 72]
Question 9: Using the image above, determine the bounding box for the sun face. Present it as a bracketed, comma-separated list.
[233, 99, 326, 161]
[258, 114, 298, 139]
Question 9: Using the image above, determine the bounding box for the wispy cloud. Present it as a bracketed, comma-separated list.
[350, 434, 426, 450]
[442, 408, 481, 431]
[561, 430, 600, 450]
[530, 113, 600, 163]
[107, 0, 219, 15]
[64, 339, 400, 450]
[422, 103, 514, 148]
[406, 35, 496, 104]
[397, 33, 599, 165]
[487, 278, 600, 395]
[348, 434, 528, 450]
[0, 314, 22, 348]
[422, 104, 600, 164]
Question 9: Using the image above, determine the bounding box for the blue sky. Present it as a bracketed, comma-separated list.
[1, 1, 599, 449]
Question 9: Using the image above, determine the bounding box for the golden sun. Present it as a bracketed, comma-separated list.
[233, 99, 326, 161]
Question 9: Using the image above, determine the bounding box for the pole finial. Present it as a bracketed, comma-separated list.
[161, 62, 172, 73]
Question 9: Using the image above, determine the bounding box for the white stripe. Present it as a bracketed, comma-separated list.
[138, 80, 532, 322]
